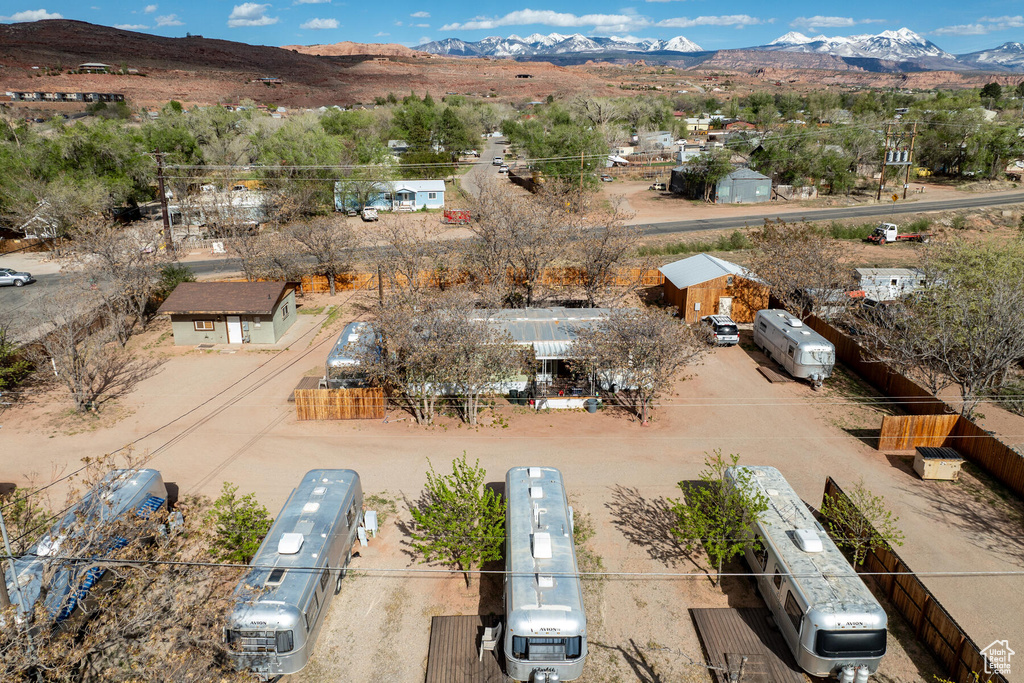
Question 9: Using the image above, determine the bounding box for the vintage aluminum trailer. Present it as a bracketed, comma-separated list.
[728, 466, 887, 682]
[504, 466, 587, 682]
[753, 309, 835, 387]
[225, 470, 363, 679]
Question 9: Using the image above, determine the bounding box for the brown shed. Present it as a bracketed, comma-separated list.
[659, 253, 768, 323]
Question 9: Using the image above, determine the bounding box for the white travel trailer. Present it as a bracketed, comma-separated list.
[727, 466, 887, 682]
[753, 309, 835, 387]
[226, 470, 363, 679]
[504, 467, 587, 682]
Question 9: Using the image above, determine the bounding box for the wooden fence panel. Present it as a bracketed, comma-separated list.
[294, 388, 385, 420]
[821, 478, 1008, 683]
[952, 419, 1024, 497]
[878, 414, 960, 450]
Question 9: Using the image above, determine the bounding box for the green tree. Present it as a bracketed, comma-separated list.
[409, 453, 505, 586]
[0, 317, 31, 392]
[821, 479, 904, 566]
[680, 150, 733, 202]
[670, 451, 769, 585]
[980, 82, 1003, 100]
[205, 482, 274, 564]
[153, 263, 196, 302]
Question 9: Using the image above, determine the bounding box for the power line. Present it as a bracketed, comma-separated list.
[4, 553, 1024, 579]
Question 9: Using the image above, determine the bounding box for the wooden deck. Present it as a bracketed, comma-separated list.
[691, 608, 804, 683]
[425, 615, 506, 683]
[288, 375, 323, 402]
[757, 365, 794, 383]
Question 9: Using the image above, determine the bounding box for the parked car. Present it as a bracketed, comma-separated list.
[649, 182, 666, 191]
[0, 267, 35, 287]
[498, 164, 509, 174]
[600, 175, 614, 182]
[700, 315, 739, 346]
[361, 207, 379, 222]
[493, 156, 503, 165]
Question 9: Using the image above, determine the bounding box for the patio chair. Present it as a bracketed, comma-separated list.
[479, 621, 502, 661]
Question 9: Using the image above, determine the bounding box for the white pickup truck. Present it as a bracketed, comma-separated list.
[361, 207, 379, 222]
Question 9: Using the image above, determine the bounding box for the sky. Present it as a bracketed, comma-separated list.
[0, 1, 1021, 54]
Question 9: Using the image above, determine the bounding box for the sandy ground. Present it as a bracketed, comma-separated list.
[3, 303, 1021, 682]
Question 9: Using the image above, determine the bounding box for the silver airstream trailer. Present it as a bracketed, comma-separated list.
[504, 467, 587, 682]
[753, 309, 835, 387]
[727, 466, 887, 682]
[226, 470, 363, 679]
[3, 468, 167, 625]
[325, 322, 374, 388]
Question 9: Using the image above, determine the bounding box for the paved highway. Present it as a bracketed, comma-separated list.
[634, 190, 1024, 236]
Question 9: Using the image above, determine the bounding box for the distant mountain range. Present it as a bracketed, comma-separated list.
[417, 29, 1024, 72]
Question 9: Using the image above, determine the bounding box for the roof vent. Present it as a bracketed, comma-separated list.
[278, 532, 304, 555]
[302, 502, 320, 513]
[532, 532, 552, 559]
[766, 488, 779, 497]
[530, 486, 544, 500]
[793, 528, 823, 553]
[538, 575, 554, 588]
[265, 568, 287, 586]
[787, 318, 804, 327]
[528, 467, 542, 478]
[312, 486, 327, 496]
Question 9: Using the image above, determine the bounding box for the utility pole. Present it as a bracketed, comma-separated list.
[155, 149, 173, 251]
[876, 123, 892, 201]
[902, 121, 918, 199]
[578, 149, 585, 213]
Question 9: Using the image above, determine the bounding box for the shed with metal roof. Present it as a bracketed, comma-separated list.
[658, 253, 768, 323]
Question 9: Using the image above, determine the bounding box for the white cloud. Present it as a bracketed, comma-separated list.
[440, 9, 765, 32]
[155, 13, 182, 26]
[657, 15, 765, 29]
[410, 11, 429, 18]
[789, 16, 884, 31]
[933, 15, 1024, 35]
[115, 22, 149, 29]
[294, 0, 330, 4]
[228, 3, 278, 27]
[374, 31, 389, 36]
[417, 36, 431, 44]
[300, 17, 337, 29]
[144, 4, 157, 13]
[0, 9, 64, 21]
[414, 23, 428, 27]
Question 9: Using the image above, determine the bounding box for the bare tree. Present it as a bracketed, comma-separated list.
[29, 281, 161, 412]
[374, 215, 465, 300]
[570, 199, 646, 308]
[226, 226, 302, 283]
[857, 239, 1024, 417]
[572, 307, 710, 424]
[747, 219, 856, 320]
[289, 216, 357, 296]
[69, 218, 168, 344]
[0, 453, 249, 682]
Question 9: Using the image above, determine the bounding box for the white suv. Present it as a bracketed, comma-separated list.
[701, 315, 739, 346]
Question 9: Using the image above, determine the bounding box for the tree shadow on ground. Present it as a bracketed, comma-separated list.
[605, 484, 697, 569]
[893, 463, 1024, 565]
[589, 639, 667, 683]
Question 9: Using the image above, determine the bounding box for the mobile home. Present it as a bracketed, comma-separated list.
[753, 309, 835, 387]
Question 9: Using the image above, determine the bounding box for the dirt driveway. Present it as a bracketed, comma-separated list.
[1, 318, 1018, 682]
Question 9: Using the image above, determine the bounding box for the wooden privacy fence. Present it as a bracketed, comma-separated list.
[299, 268, 665, 295]
[878, 414, 1024, 498]
[294, 388, 386, 420]
[822, 478, 1009, 683]
[805, 316, 949, 416]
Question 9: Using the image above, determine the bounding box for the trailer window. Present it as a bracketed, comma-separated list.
[511, 636, 583, 661]
[758, 321, 767, 331]
[752, 540, 768, 570]
[275, 630, 294, 653]
[788, 346, 796, 358]
[784, 592, 803, 633]
[319, 568, 330, 591]
[815, 630, 886, 658]
[772, 566, 783, 590]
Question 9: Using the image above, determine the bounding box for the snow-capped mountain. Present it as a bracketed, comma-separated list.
[959, 42, 1024, 70]
[759, 28, 953, 61]
[417, 32, 703, 57]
